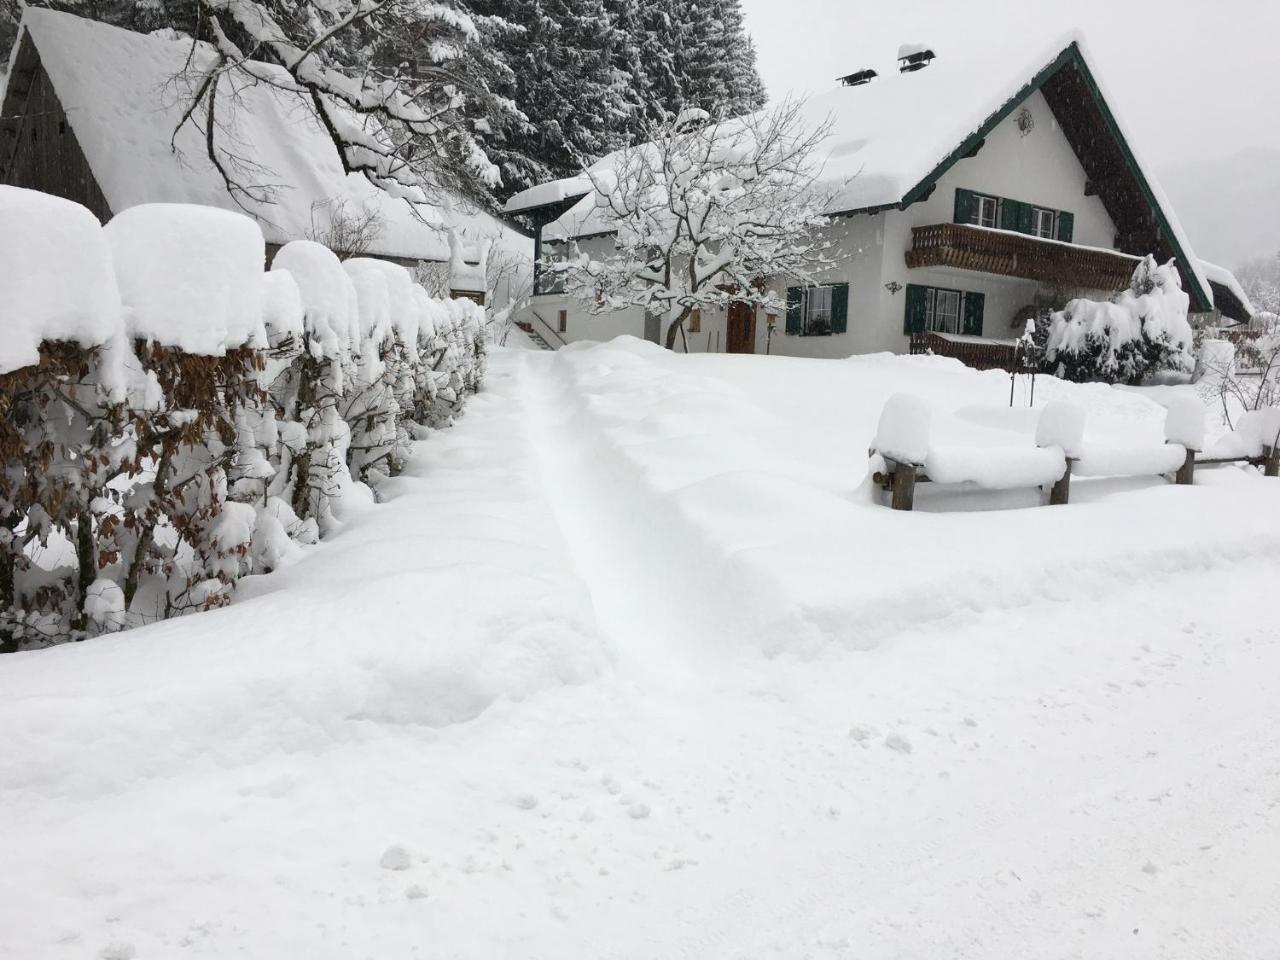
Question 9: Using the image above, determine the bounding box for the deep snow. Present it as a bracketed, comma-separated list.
[3, 342, 1280, 958]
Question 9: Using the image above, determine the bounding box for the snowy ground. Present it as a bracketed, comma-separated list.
[4, 340, 1280, 959]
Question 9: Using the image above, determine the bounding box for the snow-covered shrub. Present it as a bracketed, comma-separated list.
[0, 187, 488, 650]
[266, 241, 359, 534]
[1045, 256, 1194, 384]
[104, 204, 269, 618]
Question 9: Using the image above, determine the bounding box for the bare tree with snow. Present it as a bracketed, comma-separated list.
[175, 0, 510, 212]
[555, 99, 837, 350]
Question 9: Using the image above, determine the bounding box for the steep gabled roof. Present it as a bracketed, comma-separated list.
[508, 32, 1216, 313]
[5, 8, 527, 266]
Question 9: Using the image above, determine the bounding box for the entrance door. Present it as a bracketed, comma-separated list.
[725, 302, 756, 354]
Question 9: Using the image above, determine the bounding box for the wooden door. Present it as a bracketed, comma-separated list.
[725, 302, 756, 354]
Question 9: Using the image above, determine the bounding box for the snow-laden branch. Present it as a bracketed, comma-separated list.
[556, 98, 840, 349]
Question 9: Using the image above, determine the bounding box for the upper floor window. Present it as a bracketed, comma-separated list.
[1031, 207, 1057, 240]
[971, 193, 999, 229]
[954, 188, 1075, 243]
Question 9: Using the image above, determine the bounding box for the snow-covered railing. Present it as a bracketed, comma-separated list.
[868, 394, 1271, 512]
[0, 186, 486, 650]
[905, 222, 1141, 291]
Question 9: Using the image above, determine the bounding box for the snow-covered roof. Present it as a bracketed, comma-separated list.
[1198, 259, 1255, 319]
[506, 30, 1213, 309]
[11, 9, 529, 267]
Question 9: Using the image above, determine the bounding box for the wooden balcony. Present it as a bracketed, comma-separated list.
[905, 223, 1140, 291]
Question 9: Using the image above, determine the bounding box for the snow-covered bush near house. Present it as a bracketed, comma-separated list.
[1046, 255, 1194, 384]
[0, 187, 487, 650]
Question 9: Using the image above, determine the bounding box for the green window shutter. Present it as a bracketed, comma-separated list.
[904, 284, 928, 335]
[831, 283, 849, 334]
[954, 188, 976, 224]
[1018, 203, 1034, 235]
[1057, 211, 1075, 243]
[962, 291, 985, 336]
[785, 286, 802, 335]
[999, 198, 1022, 232]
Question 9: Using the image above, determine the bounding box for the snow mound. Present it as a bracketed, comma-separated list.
[343, 257, 420, 357]
[0, 185, 124, 375]
[105, 204, 266, 354]
[260, 269, 304, 345]
[874, 394, 931, 464]
[343, 258, 394, 346]
[1163, 396, 1206, 451]
[271, 241, 360, 360]
[1035, 402, 1086, 459]
[926, 444, 1065, 488]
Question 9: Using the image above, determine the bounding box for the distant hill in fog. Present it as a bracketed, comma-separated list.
[1161, 147, 1280, 271]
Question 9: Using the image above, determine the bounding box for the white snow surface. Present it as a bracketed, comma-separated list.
[4, 341, 1280, 957]
[105, 203, 267, 354]
[0, 185, 123, 374]
[16, 8, 529, 270]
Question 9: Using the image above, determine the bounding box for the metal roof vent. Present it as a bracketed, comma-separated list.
[837, 69, 878, 87]
[897, 43, 936, 73]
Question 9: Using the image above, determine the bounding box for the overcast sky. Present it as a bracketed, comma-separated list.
[739, 0, 1280, 172]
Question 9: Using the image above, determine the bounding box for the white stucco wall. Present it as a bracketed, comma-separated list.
[904, 89, 1118, 250]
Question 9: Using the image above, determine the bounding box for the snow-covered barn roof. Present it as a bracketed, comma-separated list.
[5, 8, 529, 268]
[507, 32, 1218, 314]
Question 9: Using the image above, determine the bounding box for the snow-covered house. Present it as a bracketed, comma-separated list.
[506, 35, 1252, 355]
[0, 9, 531, 303]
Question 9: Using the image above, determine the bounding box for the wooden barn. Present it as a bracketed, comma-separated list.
[0, 8, 530, 302]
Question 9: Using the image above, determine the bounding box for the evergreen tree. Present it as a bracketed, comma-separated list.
[675, 0, 766, 119]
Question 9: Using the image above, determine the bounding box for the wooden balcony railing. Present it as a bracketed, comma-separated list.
[905, 223, 1140, 292]
[909, 332, 1021, 372]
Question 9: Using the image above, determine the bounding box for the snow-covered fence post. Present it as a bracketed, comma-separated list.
[873, 395, 931, 512]
[1164, 396, 1206, 486]
[1263, 409, 1280, 478]
[1036, 403, 1086, 506]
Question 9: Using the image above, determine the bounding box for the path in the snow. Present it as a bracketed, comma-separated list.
[2, 345, 1279, 960]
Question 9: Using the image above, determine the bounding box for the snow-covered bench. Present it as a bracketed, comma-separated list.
[869, 394, 1240, 511]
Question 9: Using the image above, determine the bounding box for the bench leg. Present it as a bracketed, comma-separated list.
[1267, 445, 1280, 478]
[890, 463, 917, 511]
[1049, 459, 1073, 505]
[1175, 448, 1196, 486]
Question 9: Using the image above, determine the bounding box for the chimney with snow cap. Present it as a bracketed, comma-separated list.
[837, 69, 878, 87]
[897, 43, 936, 73]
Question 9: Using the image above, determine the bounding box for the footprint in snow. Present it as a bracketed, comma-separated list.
[883, 733, 913, 755]
[379, 845, 413, 871]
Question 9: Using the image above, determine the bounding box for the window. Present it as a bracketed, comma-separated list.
[971, 193, 999, 229]
[689, 308, 702, 334]
[785, 283, 849, 336]
[802, 286, 833, 335]
[557, 309, 567, 334]
[1031, 207, 1057, 240]
[904, 285, 985, 337]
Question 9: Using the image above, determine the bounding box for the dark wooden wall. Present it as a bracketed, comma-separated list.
[0, 34, 113, 223]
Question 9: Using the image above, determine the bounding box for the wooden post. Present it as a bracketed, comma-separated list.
[1175, 446, 1196, 486]
[1049, 458, 1073, 505]
[1266, 445, 1280, 478]
[890, 461, 918, 511]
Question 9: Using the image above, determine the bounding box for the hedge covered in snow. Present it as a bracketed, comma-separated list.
[0, 186, 485, 650]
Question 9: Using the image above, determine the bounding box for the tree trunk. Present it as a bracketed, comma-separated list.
[664, 306, 693, 351]
[73, 509, 95, 634]
[124, 448, 171, 609]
